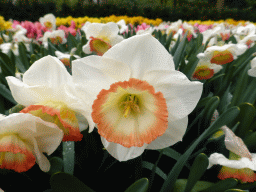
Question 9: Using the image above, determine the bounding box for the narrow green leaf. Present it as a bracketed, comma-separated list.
[224, 190, 250, 192]
[200, 178, 238, 192]
[47, 39, 57, 56]
[170, 35, 180, 56]
[142, 161, 167, 180]
[18, 42, 30, 70]
[184, 153, 209, 192]
[165, 32, 173, 51]
[67, 32, 78, 49]
[173, 31, 188, 69]
[0, 83, 17, 104]
[160, 107, 240, 192]
[30, 54, 37, 65]
[15, 56, 26, 73]
[174, 179, 214, 192]
[62, 141, 75, 175]
[124, 178, 149, 192]
[0, 52, 15, 76]
[50, 172, 95, 192]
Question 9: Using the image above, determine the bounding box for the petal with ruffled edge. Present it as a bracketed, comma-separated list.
[89, 37, 112, 56]
[103, 34, 175, 79]
[143, 70, 203, 121]
[92, 78, 168, 148]
[146, 117, 188, 149]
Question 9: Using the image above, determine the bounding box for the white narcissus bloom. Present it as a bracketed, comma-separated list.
[136, 27, 154, 36]
[237, 34, 256, 48]
[55, 49, 81, 67]
[6, 55, 95, 142]
[192, 58, 223, 80]
[40, 30, 67, 48]
[0, 113, 63, 172]
[248, 57, 256, 77]
[0, 43, 19, 56]
[197, 44, 247, 65]
[39, 13, 56, 31]
[208, 126, 256, 183]
[116, 19, 128, 34]
[72, 34, 203, 161]
[82, 22, 124, 56]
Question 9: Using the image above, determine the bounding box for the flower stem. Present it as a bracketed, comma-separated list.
[62, 141, 75, 175]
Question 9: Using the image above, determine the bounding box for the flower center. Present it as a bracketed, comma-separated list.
[20, 100, 83, 142]
[246, 40, 254, 48]
[44, 21, 52, 29]
[50, 36, 62, 45]
[92, 78, 168, 147]
[60, 58, 70, 67]
[120, 94, 140, 118]
[193, 65, 214, 80]
[89, 36, 111, 56]
[211, 50, 234, 65]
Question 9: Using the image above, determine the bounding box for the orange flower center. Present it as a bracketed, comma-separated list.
[44, 21, 53, 29]
[92, 78, 168, 148]
[89, 36, 111, 56]
[210, 50, 234, 65]
[50, 36, 63, 45]
[193, 65, 214, 80]
[60, 58, 70, 67]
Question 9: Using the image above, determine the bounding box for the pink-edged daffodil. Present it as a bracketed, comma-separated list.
[6, 55, 95, 142]
[208, 126, 256, 183]
[0, 113, 63, 172]
[40, 30, 67, 48]
[192, 57, 223, 80]
[197, 44, 247, 65]
[72, 34, 203, 161]
[55, 48, 81, 67]
[39, 13, 56, 31]
[82, 22, 124, 56]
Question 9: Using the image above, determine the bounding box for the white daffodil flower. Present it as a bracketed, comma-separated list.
[39, 13, 56, 31]
[208, 126, 256, 183]
[72, 34, 203, 161]
[197, 44, 247, 65]
[192, 58, 223, 80]
[116, 19, 128, 34]
[40, 30, 67, 48]
[248, 57, 256, 77]
[0, 42, 30, 56]
[82, 22, 124, 56]
[0, 113, 63, 172]
[237, 34, 256, 48]
[6, 55, 95, 141]
[55, 49, 81, 67]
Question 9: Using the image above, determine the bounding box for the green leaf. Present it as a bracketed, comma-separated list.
[170, 35, 180, 56]
[0, 83, 17, 104]
[47, 39, 57, 56]
[0, 52, 15, 76]
[124, 178, 149, 192]
[224, 190, 249, 192]
[47, 157, 63, 175]
[233, 103, 256, 138]
[142, 161, 167, 180]
[173, 31, 188, 70]
[200, 178, 238, 192]
[165, 32, 173, 51]
[173, 179, 214, 192]
[30, 54, 37, 65]
[50, 172, 95, 192]
[184, 153, 209, 192]
[160, 147, 190, 169]
[67, 32, 78, 49]
[160, 107, 240, 192]
[8, 104, 24, 114]
[18, 42, 30, 70]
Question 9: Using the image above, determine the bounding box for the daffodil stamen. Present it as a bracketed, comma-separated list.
[120, 95, 140, 118]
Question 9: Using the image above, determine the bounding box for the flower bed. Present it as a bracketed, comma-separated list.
[0, 14, 256, 192]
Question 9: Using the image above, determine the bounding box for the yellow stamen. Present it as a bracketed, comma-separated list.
[120, 95, 140, 118]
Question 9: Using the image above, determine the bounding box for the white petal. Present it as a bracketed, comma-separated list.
[22, 55, 72, 88]
[101, 137, 148, 161]
[103, 34, 175, 79]
[248, 68, 256, 77]
[208, 153, 256, 170]
[86, 23, 103, 39]
[98, 22, 119, 37]
[146, 117, 188, 149]
[82, 42, 92, 54]
[144, 70, 203, 121]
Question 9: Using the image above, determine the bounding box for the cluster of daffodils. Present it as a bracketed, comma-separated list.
[2, 13, 256, 191]
[1, 33, 203, 172]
